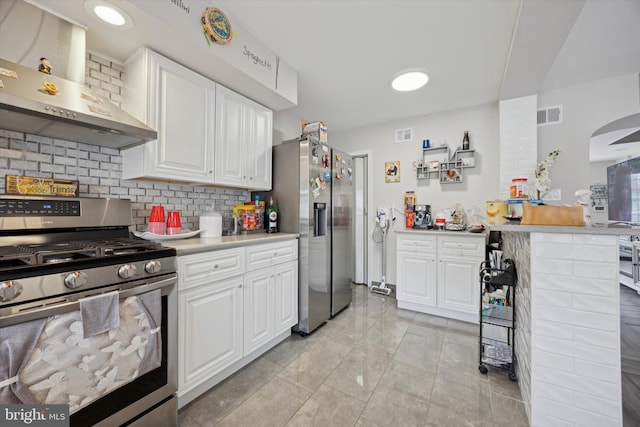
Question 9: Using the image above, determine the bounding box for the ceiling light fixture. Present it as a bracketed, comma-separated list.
[85, 1, 134, 29]
[391, 71, 429, 92]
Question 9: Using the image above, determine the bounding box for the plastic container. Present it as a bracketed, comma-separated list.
[199, 211, 222, 238]
[404, 191, 416, 212]
[405, 211, 415, 229]
[510, 178, 528, 198]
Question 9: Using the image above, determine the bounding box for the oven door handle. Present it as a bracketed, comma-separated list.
[0, 275, 176, 328]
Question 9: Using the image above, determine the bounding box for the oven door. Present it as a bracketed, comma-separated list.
[0, 275, 177, 427]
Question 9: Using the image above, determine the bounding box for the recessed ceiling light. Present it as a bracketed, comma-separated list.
[84, 1, 134, 29]
[391, 71, 429, 92]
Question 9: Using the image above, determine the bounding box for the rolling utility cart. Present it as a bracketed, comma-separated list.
[478, 258, 518, 381]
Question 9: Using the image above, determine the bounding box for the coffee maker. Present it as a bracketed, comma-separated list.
[413, 204, 432, 229]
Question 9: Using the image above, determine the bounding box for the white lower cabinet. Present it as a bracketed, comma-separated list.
[177, 238, 298, 407]
[178, 275, 243, 392]
[395, 231, 484, 323]
[437, 256, 479, 314]
[396, 251, 437, 307]
[243, 268, 274, 355]
[243, 260, 298, 355]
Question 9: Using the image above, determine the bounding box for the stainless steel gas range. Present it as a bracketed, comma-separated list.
[0, 196, 178, 426]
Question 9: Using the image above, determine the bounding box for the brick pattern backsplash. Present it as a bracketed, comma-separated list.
[0, 129, 248, 232]
[85, 52, 125, 108]
[0, 51, 249, 233]
[502, 231, 532, 423]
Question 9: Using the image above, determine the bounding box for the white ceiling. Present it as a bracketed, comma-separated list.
[23, 0, 640, 138]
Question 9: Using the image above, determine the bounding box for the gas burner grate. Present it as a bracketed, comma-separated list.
[75, 238, 164, 257]
[0, 246, 37, 266]
[17, 242, 100, 264]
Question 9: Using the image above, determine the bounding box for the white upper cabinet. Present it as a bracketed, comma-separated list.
[215, 85, 273, 190]
[122, 48, 216, 183]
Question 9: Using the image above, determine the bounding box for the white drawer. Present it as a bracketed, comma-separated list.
[397, 234, 437, 254]
[438, 235, 485, 258]
[245, 239, 298, 271]
[178, 248, 244, 290]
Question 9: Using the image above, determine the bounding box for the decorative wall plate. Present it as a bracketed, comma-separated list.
[202, 7, 233, 45]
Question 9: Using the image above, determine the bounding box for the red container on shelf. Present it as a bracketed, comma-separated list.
[405, 211, 415, 229]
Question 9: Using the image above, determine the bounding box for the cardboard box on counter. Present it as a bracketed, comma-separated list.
[302, 120, 327, 143]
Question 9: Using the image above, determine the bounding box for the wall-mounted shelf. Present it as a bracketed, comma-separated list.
[416, 145, 475, 183]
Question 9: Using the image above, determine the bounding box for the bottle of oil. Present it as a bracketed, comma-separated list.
[462, 131, 470, 150]
[267, 196, 279, 233]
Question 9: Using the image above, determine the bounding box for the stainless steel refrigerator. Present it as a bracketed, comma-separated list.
[272, 138, 354, 334]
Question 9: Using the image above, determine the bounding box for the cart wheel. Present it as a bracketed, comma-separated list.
[479, 365, 488, 374]
[509, 372, 518, 381]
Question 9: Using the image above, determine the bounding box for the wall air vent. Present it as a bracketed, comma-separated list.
[395, 127, 413, 143]
[537, 105, 563, 126]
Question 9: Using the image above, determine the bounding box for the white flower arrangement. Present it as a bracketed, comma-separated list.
[534, 150, 560, 197]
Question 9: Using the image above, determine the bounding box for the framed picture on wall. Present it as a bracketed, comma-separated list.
[385, 161, 400, 183]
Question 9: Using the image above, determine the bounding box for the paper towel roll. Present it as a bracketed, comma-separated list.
[199, 212, 222, 237]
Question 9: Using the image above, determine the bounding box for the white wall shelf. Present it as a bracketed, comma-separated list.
[416, 145, 475, 184]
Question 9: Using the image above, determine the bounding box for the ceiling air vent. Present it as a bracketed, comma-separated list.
[537, 105, 563, 126]
[395, 127, 413, 143]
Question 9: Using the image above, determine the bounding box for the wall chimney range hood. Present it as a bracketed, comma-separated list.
[0, 58, 156, 149]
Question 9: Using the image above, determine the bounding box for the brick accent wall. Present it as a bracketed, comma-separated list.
[502, 231, 532, 422]
[0, 51, 249, 233]
[529, 232, 620, 426]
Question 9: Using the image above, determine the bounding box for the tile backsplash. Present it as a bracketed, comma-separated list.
[0, 51, 249, 233]
[0, 129, 248, 232]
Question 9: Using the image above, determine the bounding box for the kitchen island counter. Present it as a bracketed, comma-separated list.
[490, 222, 640, 236]
[163, 232, 299, 256]
[493, 225, 633, 427]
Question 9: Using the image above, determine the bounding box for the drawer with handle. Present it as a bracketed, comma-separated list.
[245, 239, 298, 271]
[397, 234, 437, 254]
[438, 235, 485, 258]
[178, 248, 244, 290]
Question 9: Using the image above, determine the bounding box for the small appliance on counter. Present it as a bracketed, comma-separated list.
[413, 204, 432, 229]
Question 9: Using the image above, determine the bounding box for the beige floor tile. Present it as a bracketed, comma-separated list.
[181, 357, 283, 426]
[490, 393, 529, 427]
[429, 374, 493, 423]
[393, 328, 444, 373]
[377, 359, 436, 402]
[323, 343, 391, 401]
[277, 336, 352, 392]
[216, 376, 311, 427]
[425, 401, 494, 427]
[359, 382, 430, 427]
[285, 384, 365, 427]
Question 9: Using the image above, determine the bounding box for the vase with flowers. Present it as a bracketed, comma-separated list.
[534, 150, 560, 200]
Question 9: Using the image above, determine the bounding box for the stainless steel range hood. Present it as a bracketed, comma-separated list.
[0, 58, 156, 149]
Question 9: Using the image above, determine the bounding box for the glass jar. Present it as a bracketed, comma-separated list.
[510, 178, 528, 198]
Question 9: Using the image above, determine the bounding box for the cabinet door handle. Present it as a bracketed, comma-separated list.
[238, 284, 242, 288]
[213, 264, 219, 270]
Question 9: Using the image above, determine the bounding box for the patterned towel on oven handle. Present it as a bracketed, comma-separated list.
[0, 289, 162, 414]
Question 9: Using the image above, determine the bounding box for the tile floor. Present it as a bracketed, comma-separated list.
[178, 285, 529, 426]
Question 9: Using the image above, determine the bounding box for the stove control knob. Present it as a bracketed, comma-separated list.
[145, 260, 162, 274]
[64, 272, 87, 289]
[118, 264, 137, 279]
[0, 281, 23, 302]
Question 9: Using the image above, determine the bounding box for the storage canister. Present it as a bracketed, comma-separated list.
[404, 191, 416, 212]
[510, 178, 528, 199]
[199, 211, 222, 237]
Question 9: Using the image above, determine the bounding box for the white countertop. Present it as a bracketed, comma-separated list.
[163, 232, 299, 256]
[489, 222, 640, 235]
[393, 228, 487, 237]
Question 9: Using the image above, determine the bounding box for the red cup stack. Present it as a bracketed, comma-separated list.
[148, 205, 166, 235]
[166, 211, 182, 235]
